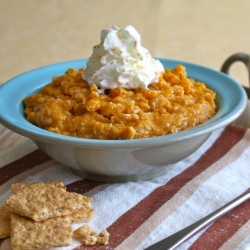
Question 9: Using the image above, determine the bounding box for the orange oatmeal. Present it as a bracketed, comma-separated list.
[23, 65, 217, 140]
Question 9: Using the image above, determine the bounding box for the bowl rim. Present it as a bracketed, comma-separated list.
[0, 58, 247, 149]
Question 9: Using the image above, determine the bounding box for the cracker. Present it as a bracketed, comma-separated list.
[11, 181, 66, 194]
[74, 224, 97, 238]
[11, 212, 72, 250]
[97, 229, 110, 245]
[5, 183, 93, 221]
[0, 205, 11, 239]
[73, 225, 109, 245]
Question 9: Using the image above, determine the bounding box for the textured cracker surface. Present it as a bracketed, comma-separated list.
[11, 181, 66, 194]
[74, 225, 109, 245]
[0, 205, 11, 239]
[5, 183, 93, 221]
[11, 212, 72, 250]
[67, 205, 94, 223]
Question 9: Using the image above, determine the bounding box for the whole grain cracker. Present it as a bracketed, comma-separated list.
[0, 205, 11, 239]
[5, 183, 93, 221]
[11, 212, 72, 250]
[73, 225, 109, 245]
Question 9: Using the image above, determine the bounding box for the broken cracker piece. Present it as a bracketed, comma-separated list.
[97, 229, 110, 245]
[5, 183, 93, 221]
[0, 205, 11, 239]
[11, 212, 72, 250]
[74, 224, 98, 238]
[73, 224, 109, 245]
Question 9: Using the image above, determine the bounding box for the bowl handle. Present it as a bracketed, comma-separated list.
[221, 52, 250, 98]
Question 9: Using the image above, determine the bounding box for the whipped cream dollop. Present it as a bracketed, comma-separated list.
[83, 25, 164, 91]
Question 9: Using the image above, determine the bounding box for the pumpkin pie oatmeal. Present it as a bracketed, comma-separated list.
[23, 26, 216, 139]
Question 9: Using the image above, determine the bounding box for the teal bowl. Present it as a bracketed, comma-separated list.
[0, 59, 247, 182]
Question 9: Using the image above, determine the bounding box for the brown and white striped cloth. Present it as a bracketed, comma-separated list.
[0, 123, 250, 250]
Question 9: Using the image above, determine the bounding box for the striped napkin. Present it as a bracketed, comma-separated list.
[0, 122, 250, 250]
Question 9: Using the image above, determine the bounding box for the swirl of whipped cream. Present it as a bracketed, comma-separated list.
[83, 25, 164, 92]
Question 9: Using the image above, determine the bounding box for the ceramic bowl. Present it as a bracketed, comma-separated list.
[0, 59, 247, 182]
